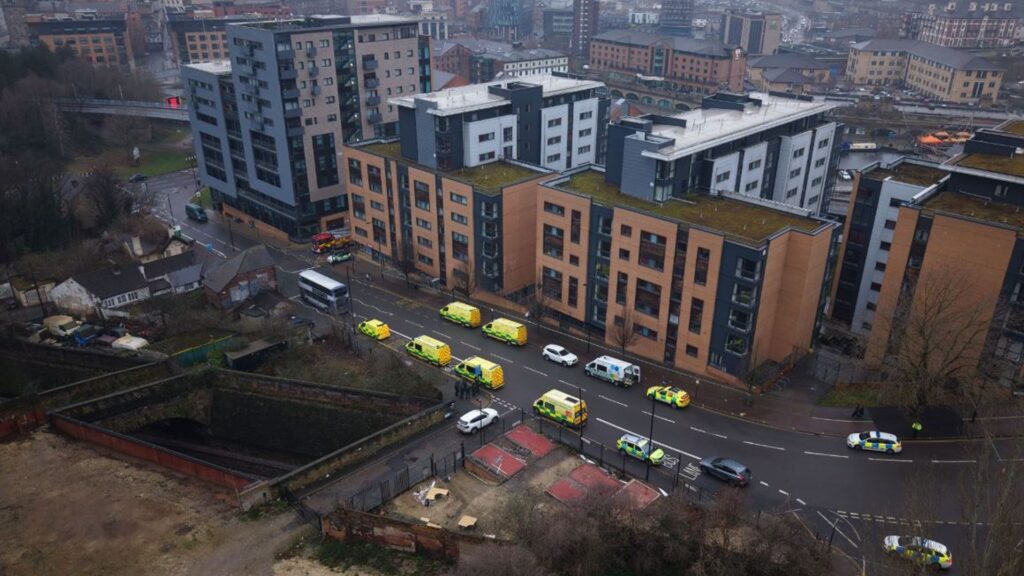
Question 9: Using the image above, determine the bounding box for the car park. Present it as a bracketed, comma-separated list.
[617, 433, 664, 465]
[883, 536, 952, 570]
[699, 457, 752, 486]
[847, 431, 902, 454]
[457, 408, 499, 434]
[542, 344, 578, 366]
[646, 385, 690, 408]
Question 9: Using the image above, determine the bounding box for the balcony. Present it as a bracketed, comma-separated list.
[368, 112, 382, 124]
[480, 207, 499, 220]
[306, 45, 317, 57]
[282, 88, 299, 99]
[287, 125, 304, 137]
[311, 84, 322, 96]
[279, 67, 297, 80]
[284, 107, 301, 118]
[364, 78, 379, 89]
[366, 95, 380, 106]
[276, 48, 294, 60]
[363, 58, 378, 71]
[482, 267, 501, 279]
[308, 66, 319, 78]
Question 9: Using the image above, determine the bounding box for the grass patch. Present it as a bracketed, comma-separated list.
[315, 540, 443, 576]
[240, 499, 290, 522]
[818, 384, 884, 407]
[148, 328, 237, 355]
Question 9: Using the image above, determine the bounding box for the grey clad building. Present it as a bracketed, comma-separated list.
[182, 15, 431, 241]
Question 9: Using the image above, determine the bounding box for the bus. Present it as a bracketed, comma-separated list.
[298, 270, 348, 313]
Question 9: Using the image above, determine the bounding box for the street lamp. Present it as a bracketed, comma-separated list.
[645, 382, 660, 482]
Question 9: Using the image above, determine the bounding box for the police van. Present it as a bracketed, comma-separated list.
[584, 356, 640, 387]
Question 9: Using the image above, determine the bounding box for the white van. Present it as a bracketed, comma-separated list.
[584, 356, 641, 387]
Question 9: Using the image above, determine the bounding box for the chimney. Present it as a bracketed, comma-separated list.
[131, 235, 142, 256]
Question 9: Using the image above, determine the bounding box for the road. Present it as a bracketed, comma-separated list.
[142, 168, 1023, 573]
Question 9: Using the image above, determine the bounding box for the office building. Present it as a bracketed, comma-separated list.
[901, 2, 1019, 48]
[182, 15, 431, 242]
[851, 124, 1024, 388]
[342, 81, 840, 385]
[589, 30, 746, 94]
[26, 11, 133, 70]
[542, 7, 573, 50]
[433, 39, 568, 83]
[658, 0, 693, 37]
[846, 39, 1003, 104]
[720, 9, 782, 56]
[572, 0, 598, 60]
[487, 0, 534, 42]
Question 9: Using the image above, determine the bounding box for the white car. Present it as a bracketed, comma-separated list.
[542, 344, 579, 367]
[456, 408, 499, 434]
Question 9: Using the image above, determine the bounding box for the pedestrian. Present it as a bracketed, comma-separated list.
[851, 405, 862, 419]
[970, 410, 978, 424]
[912, 420, 923, 439]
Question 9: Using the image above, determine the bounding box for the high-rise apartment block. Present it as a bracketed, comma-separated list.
[182, 15, 430, 241]
[572, 0, 598, 61]
[658, 0, 693, 37]
[487, 0, 534, 42]
[342, 81, 841, 384]
[719, 9, 781, 56]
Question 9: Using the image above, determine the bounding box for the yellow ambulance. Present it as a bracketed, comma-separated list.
[454, 356, 505, 390]
[440, 302, 482, 327]
[405, 335, 452, 366]
[532, 389, 588, 428]
[482, 317, 527, 346]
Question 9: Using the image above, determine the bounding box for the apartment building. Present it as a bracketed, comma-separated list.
[342, 79, 840, 385]
[901, 2, 1019, 48]
[831, 159, 949, 335]
[855, 124, 1024, 388]
[572, 0, 598, 61]
[26, 11, 133, 70]
[720, 9, 782, 56]
[589, 30, 746, 93]
[167, 13, 249, 64]
[846, 39, 1003, 104]
[487, 0, 533, 42]
[605, 93, 843, 217]
[659, 0, 694, 37]
[542, 7, 573, 51]
[181, 15, 430, 242]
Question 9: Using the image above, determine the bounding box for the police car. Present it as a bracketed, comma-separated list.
[617, 433, 664, 465]
[847, 431, 902, 454]
[646, 385, 691, 408]
[884, 535, 952, 570]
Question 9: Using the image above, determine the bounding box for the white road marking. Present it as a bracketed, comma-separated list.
[523, 366, 548, 377]
[595, 417, 701, 461]
[460, 341, 482, 351]
[804, 451, 849, 459]
[759, 481, 771, 487]
[642, 411, 676, 424]
[598, 395, 628, 408]
[492, 354, 514, 363]
[930, 459, 977, 464]
[869, 457, 913, 463]
[558, 379, 584, 391]
[797, 498, 807, 506]
[407, 321, 425, 328]
[817, 511, 859, 549]
[690, 426, 728, 439]
[744, 441, 785, 451]
[778, 489, 789, 496]
[431, 330, 448, 338]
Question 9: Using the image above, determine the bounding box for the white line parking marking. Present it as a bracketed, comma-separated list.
[744, 441, 785, 451]
[407, 321, 425, 328]
[805, 451, 849, 459]
[778, 489, 789, 496]
[598, 395, 628, 408]
[642, 411, 675, 424]
[797, 498, 807, 506]
[595, 417, 701, 460]
[492, 354, 514, 363]
[817, 511, 859, 549]
[523, 366, 548, 377]
[460, 341, 482, 351]
[869, 457, 913, 463]
[759, 481, 770, 487]
[931, 459, 977, 464]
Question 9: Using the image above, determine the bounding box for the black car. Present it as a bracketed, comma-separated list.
[699, 457, 752, 486]
[128, 173, 148, 183]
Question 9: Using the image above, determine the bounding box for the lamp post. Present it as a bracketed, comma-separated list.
[645, 384, 659, 482]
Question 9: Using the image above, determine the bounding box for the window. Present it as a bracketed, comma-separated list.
[319, 39, 330, 47]
[884, 219, 897, 230]
[351, 194, 366, 219]
[715, 171, 731, 183]
[616, 272, 628, 304]
[866, 301, 877, 311]
[543, 224, 564, 258]
[568, 277, 579, 308]
[452, 232, 469, 261]
[995, 184, 1008, 198]
[744, 180, 759, 192]
[620, 224, 632, 237]
[789, 168, 802, 178]
[726, 335, 748, 355]
[914, 228, 930, 243]
[748, 159, 761, 170]
[544, 201, 565, 216]
[811, 176, 823, 187]
[546, 153, 561, 163]
[619, 248, 630, 260]
[729, 309, 751, 331]
[786, 187, 799, 199]
[479, 132, 495, 142]
[348, 158, 363, 186]
[689, 298, 704, 334]
[547, 136, 562, 145]
[417, 236, 432, 248]
[793, 148, 805, 158]
[448, 192, 468, 206]
[880, 241, 892, 251]
[814, 158, 826, 168]
[736, 257, 760, 280]
[543, 267, 563, 300]
[579, 111, 593, 120]
[874, 262, 887, 272]
[634, 279, 661, 316]
[570, 210, 581, 244]
[479, 151, 496, 162]
[870, 282, 882, 292]
[416, 217, 432, 230]
[686, 345, 699, 358]
[569, 255, 579, 266]
[578, 145, 591, 154]
[694, 248, 710, 285]
[451, 212, 468, 225]
[732, 284, 755, 306]
[818, 138, 830, 149]
[638, 231, 666, 270]
[578, 128, 592, 137]
[418, 254, 434, 265]
[547, 118, 562, 128]
[503, 126, 513, 142]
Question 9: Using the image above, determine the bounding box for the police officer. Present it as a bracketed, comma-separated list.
[911, 420, 923, 439]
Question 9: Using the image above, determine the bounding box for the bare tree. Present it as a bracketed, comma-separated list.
[452, 257, 476, 297]
[611, 306, 639, 352]
[395, 240, 418, 287]
[526, 275, 550, 324]
[83, 166, 132, 231]
[874, 266, 1000, 415]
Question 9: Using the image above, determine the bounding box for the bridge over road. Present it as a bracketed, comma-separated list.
[54, 98, 189, 122]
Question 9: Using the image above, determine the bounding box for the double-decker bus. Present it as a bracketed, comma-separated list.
[298, 270, 348, 313]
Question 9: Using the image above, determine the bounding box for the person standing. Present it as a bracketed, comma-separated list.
[911, 420, 923, 439]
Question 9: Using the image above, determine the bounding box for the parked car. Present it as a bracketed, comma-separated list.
[542, 344, 578, 366]
[617, 433, 664, 465]
[456, 408, 499, 434]
[699, 457, 752, 486]
[327, 251, 352, 264]
[128, 173, 148, 183]
[883, 536, 952, 570]
[847, 431, 902, 454]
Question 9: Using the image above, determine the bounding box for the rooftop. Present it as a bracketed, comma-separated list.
[923, 190, 1024, 230]
[863, 162, 948, 187]
[850, 39, 1003, 71]
[559, 170, 824, 243]
[236, 14, 419, 32]
[592, 30, 739, 58]
[391, 74, 603, 116]
[998, 120, 1024, 136]
[952, 153, 1024, 178]
[749, 53, 829, 70]
[433, 38, 567, 61]
[185, 60, 233, 75]
[358, 141, 548, 194]
[635, 93, 836, 161]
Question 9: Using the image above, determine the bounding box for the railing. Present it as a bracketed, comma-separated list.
[54, 97, 187, 110]
[362, 59, 378, 71]
[366, 95, 380, 106]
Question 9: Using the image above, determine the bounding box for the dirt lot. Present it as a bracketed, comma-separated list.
[0, 430, 310, 576]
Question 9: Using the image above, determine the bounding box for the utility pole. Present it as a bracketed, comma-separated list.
[226, 215, 236, 251]
[167, 195, 175, 226]
[646, 386, 658, 482]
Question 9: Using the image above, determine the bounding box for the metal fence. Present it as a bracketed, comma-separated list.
[345, 447, 463, 513]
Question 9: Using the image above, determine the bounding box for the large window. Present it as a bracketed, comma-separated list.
[348, 158, 363, 186]
[543, 267, 563, 300]
[543, 224, 564, 258]
[544, 201, 565, 216]
[732, 284, 755, 306]
[639, 231, 666, 271]
[616, 272, 628, 305]
[729, 309, 751, 331]
[688, 298, 703, 334]
[452, 232, 469, 261]
[570, 210, 581, 244]
[694, 248, 710, 285]
[368, 165, 382, 192]
[634, 279, 661, 316]
[414, 181, 430, 210]
[736, 257, 760, 280]
[568, 277, 579, 308]
[351, 194, 365, 220]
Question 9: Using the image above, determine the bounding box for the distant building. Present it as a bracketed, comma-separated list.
[658, 0, 693, 37]
[433, 39, 568, 83]
[748, 53, 831, 94]
[589, 30, 746, 93]
[629, 11, 660, 27]
[417, 10, 449, 40]
[26, 11, 133, 71]
[204, 245, 277, 311]
[846, 39, 1003, 104]
[901, 2, 1019, 49]
[572, 0, 598, 60]
[720, 9, 782, 56]
[487, 0, 533, 42]
[542, 7, 573, 50]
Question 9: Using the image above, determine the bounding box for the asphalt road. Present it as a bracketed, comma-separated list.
[141, 169, 1022, 572]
